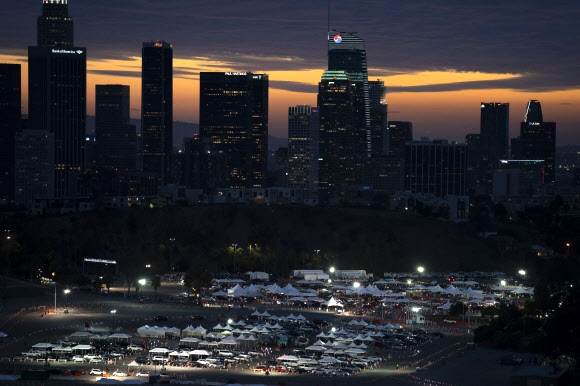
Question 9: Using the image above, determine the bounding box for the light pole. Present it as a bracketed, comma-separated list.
[53, 283, 57, 312]
[64, 289, 70, 313]
[139, 279, 146, 296]
[169, 237, 175, 272]
[232, 243, 237, 275]
[111, 309, 117, 333]
[417, 266, 424, 278]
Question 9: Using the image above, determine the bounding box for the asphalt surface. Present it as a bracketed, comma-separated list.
[0, 278, 518, 385]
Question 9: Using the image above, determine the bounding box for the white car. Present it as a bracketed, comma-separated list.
[72, 355, 85, 362]
[135, 371, 149, 377]
[89, 356, 104, 363]
[90, 368, 104, 375]
[112, 370, 128, 377]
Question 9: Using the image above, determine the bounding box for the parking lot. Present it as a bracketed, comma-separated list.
[0, 277, 515, 385]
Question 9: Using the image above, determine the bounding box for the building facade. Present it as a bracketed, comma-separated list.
[317, 70, 359, 205]
[369, 80, 388, 157]
[516, 100, 556, 185]
[141, 41, 173, 186]
[287, 106, 319, 190]
[0, 64, 21, 203]
[328, 31, 371, 159]
[28, 0, 86, 198]
[405, 140, 467, 198]
[15, 130, 55, 208]
[479, 102, 509, 178]
[387, 121, 413, 159]
[199, 72, 269, 190]
[95, 85, 136, 171]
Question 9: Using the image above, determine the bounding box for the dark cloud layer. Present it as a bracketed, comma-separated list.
[3, 0, 580, 146]
[3, 0, 578, 94]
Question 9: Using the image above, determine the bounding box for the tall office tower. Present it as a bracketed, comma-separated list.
[387, 121, 413, 158]
[95, 85, 136, 171]
[328, 32, 371, 158]
[37, 0, 74, 47]
[369, 80, 388, 156]
[183, 135, 228, 191]
[287, 106, 319, 189]
[28, 0, 86, 198]
[15, 130, 55, 208]
[405, 140, 467, 198]
[318, 70, 359, 205]
[141, 41, 173, 186]
[465, 133, 482, 195]
[0, 64, 21, 203]
[518, 100, 556, 184]
[479, 102, 509, 174]
[199, 72, 269, 189]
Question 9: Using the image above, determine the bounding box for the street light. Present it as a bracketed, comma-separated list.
[500, 280, 506, 287]
[518, 269, 526, 276]
[111, 309, 117, 333]
[169, 237, 175, 272]
[138, 279, 146, 296]
[417, 266, 424, 277]
[231, 243, 238, 275]
[64, 289, 70, 312]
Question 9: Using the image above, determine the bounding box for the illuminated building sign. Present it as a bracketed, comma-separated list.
[84, 258, 117, 264]
[225, 72, 247, 76]
[333, 34, 342, 43]
[51, 49, 84, 55]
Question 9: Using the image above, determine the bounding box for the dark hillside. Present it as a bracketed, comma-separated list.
[9, 206, 507, 281]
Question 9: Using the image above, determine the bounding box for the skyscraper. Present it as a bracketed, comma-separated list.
[328, 31, 371, 158]
[517, 100, 556, 184]
[405, 140, 467, 198]
[15, 130, 55, 207]
[141, 41, 173, 186]
[387, 121, 413, 159]
[0, 64, 21, 203]
[369, 80, 388, 157]
[479, 102, 509, 175]
[28, 0, 86, 198]
[37, 0, 74, 47]
[199, 72, 269, 189]
[287, 106, 319, 190]
[95, 85, 136, 171]
[318, 70, 358, 205]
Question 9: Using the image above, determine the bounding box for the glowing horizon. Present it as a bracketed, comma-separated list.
[2, 52, 579, 145]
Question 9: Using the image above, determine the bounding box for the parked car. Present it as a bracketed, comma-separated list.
[12, 354, 27, 361]
[64, 369, 85, 376]
[71, 355, 85, 363]
[112, 370, 128, 377]
[500, 356, 523, 366]
[89, 368, 104, 375]
[252, 365, 269, 373]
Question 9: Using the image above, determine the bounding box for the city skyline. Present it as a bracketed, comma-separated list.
[1, 0, 579, 145]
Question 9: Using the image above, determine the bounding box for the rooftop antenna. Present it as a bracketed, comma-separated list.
[327, 0, 331, 40]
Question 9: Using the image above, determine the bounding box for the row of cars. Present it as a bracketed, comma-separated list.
[252, 354, 383, 376]
[133, 348, 263, 369]
[14, 342, 145, 363]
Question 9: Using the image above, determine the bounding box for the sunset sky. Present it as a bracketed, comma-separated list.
[1, 0, 579, 145]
